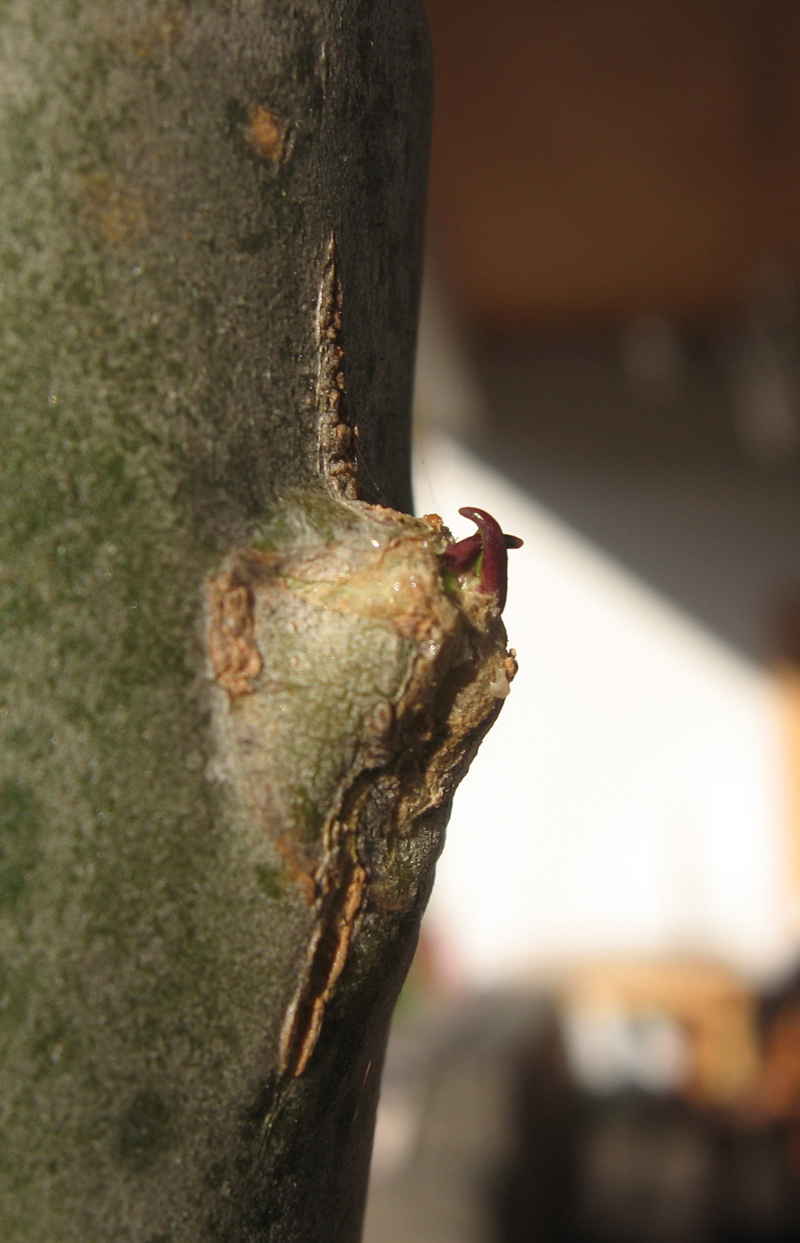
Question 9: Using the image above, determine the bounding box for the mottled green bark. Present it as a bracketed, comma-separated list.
[0, 2, 512, 1240]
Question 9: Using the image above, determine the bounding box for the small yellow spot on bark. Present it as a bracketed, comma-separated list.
[245, 106, 285, 164]
[96, 2, 184, 57]
[80, 173, 148, 248]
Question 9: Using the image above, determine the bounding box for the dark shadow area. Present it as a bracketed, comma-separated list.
[469, 325, 800, 663]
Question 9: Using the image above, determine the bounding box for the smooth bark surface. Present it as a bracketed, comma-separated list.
[0, 2, 514, 1239]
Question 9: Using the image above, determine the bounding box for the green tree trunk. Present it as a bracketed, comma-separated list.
[0, 2, 514, 1238]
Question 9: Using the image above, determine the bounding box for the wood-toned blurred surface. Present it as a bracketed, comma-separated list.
[426, 0, 800, 327]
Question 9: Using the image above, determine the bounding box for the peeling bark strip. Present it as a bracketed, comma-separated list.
[279, 858, 367, 1076]
[206, 497, 517, 1082]
[317, 236, 359, 499]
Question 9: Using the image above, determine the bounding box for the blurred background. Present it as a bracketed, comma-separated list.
[364, 3, 800, 1241]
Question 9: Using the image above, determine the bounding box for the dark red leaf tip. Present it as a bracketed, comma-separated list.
[441, 507, 523, 612]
